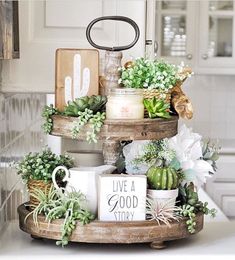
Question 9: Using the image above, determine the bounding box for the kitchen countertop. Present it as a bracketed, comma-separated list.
[0, 219, 235, 260]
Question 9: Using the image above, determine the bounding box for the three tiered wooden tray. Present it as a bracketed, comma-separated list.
[18, 115, 204, 249]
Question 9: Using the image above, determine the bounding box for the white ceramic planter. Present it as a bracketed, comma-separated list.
[147, 189, 179, 207]
[66, 150, 104, 167]
[52, 165, 116, 215]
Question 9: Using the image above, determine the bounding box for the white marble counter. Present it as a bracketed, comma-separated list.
[0, 220, 235, 260]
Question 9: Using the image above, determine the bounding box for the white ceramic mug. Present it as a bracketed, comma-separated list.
[52, 165, 116, 214]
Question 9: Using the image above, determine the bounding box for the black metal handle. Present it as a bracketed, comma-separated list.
[86, 16, 140, 51]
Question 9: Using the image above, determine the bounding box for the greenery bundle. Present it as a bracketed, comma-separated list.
[119, 58, 182, 91]
[16, 148, 74, 183]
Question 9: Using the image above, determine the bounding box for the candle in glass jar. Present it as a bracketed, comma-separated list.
[106, 88, 144, 120]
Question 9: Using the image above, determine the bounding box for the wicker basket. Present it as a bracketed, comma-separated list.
[143, 89, 172, 104]
[27, 179, 52, 207]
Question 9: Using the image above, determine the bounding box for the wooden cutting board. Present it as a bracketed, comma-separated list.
[55, 48, 99, 111]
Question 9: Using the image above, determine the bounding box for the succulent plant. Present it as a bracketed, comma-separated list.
[64, 95, 107, 116]
[147, 166, 179, 190]
[144, 98, 171, 119]
[201, 139, 220, 173]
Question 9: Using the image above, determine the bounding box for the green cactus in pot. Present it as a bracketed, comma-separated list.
[147, 166, 179, 190]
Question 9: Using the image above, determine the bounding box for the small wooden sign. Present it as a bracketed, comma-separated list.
[98, 174, 146, 221]
[55, 48, 99, 111]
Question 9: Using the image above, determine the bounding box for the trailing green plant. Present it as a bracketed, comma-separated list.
[15, 148, 74, 183]
[146, 197, 181, 226]
[119, 58, 182, 91]
[72, 108, 106, 143]
[25, 186, 94, 247]
[42, 104, 60, 134]
[42, 96, 107, 144]
[64, 95, 107, 116]
[24, 185, 59, 226]
[177, 183, 217, 233]
[144, 97, 171, 119]
[147, 166, 180, 190]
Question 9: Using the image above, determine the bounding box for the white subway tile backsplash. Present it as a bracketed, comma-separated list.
[185, 75, 235, 140]
[0, 93, 46, 231]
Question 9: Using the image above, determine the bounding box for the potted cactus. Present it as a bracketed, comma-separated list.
[146, 166, 180, 206]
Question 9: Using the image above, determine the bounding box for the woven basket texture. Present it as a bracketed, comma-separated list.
[27, 179, 52, 207]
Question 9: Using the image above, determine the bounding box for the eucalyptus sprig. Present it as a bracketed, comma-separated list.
[201, 139, 220, 173]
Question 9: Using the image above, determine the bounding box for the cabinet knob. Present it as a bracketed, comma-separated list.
[202, 54, 208, 60]
[186, 54, 193, 60]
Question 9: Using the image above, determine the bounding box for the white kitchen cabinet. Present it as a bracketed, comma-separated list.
[197, 0, 235, 74]
[1, 0, 146, 93]
[206, 153, 235, 218]
[146, 0, 235, 74]
[146, 0, 196, 67]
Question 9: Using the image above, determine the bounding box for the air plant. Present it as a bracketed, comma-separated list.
[146, 197, 181, 226]
[24, 185, 58, 227]
[24, 186, 94, 247]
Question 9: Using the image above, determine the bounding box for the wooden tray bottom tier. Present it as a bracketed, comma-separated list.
[18, 204, 204, 249]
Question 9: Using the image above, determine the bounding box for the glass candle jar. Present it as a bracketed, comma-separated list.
[106, 88, 144, 120]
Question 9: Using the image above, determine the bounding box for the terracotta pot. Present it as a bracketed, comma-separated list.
[147, 188, 179, 207]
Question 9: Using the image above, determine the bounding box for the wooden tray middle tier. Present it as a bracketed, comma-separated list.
[50, 115, 178, 141]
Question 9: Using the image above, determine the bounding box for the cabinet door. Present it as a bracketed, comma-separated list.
[146, 0, 196, 66]
[1, 0, 146, 93]
[206, 154, 235, 217]
[198, 0, 235, 71]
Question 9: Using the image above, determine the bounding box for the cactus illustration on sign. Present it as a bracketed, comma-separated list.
[64, 54, 90, 104]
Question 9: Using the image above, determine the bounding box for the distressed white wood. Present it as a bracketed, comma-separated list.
[98, 174, 147, 221]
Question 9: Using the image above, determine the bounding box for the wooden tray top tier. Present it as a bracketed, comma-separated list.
[18, 204, 203, 249]
[51, 115, 178, 141]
